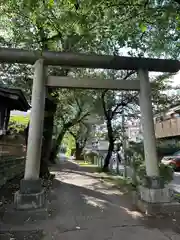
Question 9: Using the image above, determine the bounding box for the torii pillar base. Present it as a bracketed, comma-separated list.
[134, 187, 180, 216]
[14, 179, 45, 210]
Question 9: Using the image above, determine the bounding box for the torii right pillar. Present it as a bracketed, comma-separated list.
[138, 69, 174, 214]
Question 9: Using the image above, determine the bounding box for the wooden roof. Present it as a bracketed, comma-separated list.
[0, 87, 30, 111]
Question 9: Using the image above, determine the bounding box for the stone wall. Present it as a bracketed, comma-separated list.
[0, 134, 26, 188]
[0, 156, 25, 187]
[0, 133, 26, 157]
[0, 143, 26, 157]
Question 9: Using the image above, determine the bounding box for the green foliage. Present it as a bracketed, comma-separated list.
[139, 23, 147, 33]
[53, 88, 102, 154]
[8, 121, 26, 134]
[130, 140, 180, 159]
[1, 0, 180, 163]
[55, 89, 101, 131]
[157, 140, 180, 156]
[136, 162, 173, 185]
[68, 121, 92, 150]
[130, 149, 174, 185]
[3, 0, 180, 59]
[84, 150, 99, 163]
[62, 133, 75, 156]
[10, 115, 29, 125]
[159, 162, 174, 183]
[8, 115, 29, 134]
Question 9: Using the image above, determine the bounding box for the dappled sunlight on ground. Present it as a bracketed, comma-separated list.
[82, 193, 143, 220]
[55, 166, 128, 196]
[82, 195, 107, 209]
[1, 161, 180, 239]
[54, 163, 146, 223]
[122, 207, 144, 219]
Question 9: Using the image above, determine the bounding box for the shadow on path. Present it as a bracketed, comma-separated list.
[0, 161, 180, 239]
[49, 162, 180, 237]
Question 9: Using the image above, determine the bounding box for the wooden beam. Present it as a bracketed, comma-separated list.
[0, 48, 179, 72]
[46, 76, 140, 90]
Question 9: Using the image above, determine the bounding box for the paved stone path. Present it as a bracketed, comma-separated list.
[1, 161, 180, 239]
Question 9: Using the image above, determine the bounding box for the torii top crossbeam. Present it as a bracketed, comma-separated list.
[0, 48, 179, 72]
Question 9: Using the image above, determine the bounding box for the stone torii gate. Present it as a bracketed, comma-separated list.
[0, 48, 179, 210]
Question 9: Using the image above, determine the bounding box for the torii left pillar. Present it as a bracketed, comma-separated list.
[14, 59, 46, 209]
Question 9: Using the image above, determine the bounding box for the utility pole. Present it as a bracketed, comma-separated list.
[122, 107, 127, 178]
[121, 92, 127, 178]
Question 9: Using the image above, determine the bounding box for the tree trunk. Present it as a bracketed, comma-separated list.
[39, 158, 50, 179]
[75, 141, 84, 160]
[49, 129, 66, 163]
[37, 30, 69, 178]
[103, 141, 114, 171]
[42, 114, 54, 163]
[103, 118, 114, 171]
[40, 97, 57, 178]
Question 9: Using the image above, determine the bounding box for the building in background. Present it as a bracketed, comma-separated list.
[126, 104, 180, 142]
[154, 104, 180, 139]
[125, 120, 143, 143]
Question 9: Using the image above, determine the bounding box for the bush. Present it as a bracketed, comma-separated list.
[157, 141, 180, 157]
[129, 140, 180, 160]
[83, 150, 99, 164]
[129, 150, 173, 186]
[159, 163, 174, 184]
[8, 120, 27, 134]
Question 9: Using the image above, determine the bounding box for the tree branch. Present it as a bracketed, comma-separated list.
[59, 114, 65, 124]
[112, 92, 139, 117]
[101, 90, 108, 119]
[123, 70, 136, 80]
[101, 71, 136, 119]
[68, 130, 77, 139]
[36, 32, 62, 45]
[112, 101, 126, 117]
[74, 95, 82, 112]
[77, 112, 90, 123]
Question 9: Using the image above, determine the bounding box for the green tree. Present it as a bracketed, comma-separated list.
[49, 88, 102, 162]
[62, 132, 75, 157]
[69, 122, 91, 160]
[92, 70, 179, 171]
[1, 0, 180, 177]
[1, 0, 107, 177]
[100, 70, 138, 170]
